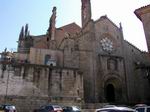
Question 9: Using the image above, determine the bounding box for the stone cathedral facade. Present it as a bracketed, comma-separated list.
[1, 0, 150, 111]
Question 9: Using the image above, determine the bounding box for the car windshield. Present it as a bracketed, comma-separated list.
[136, 108, 145, 112]
[5, 106, 16, 110]
[53, 105, 62, 111]
[147, 107, 150, 112]
[72, 106, 80, 111]
[0, 105, 3, 110]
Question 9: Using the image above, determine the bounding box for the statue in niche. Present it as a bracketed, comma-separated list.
[107, 58, 117, 70]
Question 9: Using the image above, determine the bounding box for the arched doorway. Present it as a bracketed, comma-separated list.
[45, 55, 51, 65]
[105, 84, 115, 102]
[102, 76, 124, 103]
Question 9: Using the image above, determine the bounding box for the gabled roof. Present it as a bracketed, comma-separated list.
[25, 23, 81, 49]
[134, 4, 150, 21]
[55, 22, 81, 46]
[57, 22, 81, 36]
[94, 15, 120, 29]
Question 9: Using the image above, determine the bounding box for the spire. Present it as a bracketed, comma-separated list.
[19, 26, 24, 40]
[47, 6, 56, 40]
[119, 22, 122, 30]
[25, 23, 29, 37]
[81, 0, 91, 27]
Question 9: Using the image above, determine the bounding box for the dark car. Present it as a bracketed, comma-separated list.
[0, 104, 16, 112]
[134, 105, 150, 112]
[34, 104, 63, 112]
[62, 106, 81, 112]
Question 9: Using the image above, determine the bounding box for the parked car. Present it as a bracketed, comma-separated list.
[102, 105, 116, 108]
[95, 106, 136, 112]
[134, 104, 148, 108]
[62, 106, 81, 112]
[0, 104, 16, 112]
[34, 104, 63, 112]
[134, 105, 150, 112]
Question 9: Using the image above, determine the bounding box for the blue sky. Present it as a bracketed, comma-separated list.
[0, 0, 149, 52]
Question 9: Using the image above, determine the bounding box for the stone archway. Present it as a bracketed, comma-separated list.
[105, 83, 115, 102]
[103, 76, 123, 103]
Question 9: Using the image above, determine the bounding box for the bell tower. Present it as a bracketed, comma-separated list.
[135, 5, 150, 52]
[81, 0, 91, 27]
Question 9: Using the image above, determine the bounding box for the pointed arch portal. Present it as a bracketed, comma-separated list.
[105, 84, 115, 102]
[103, 76, 123, 103]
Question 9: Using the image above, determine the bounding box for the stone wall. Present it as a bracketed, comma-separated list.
[123, 41, 150, 103]
[29, 48, 63, 66]
[0, 63, 83, 112]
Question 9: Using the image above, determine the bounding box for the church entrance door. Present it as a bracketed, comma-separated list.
[105, 84, 115, 102]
